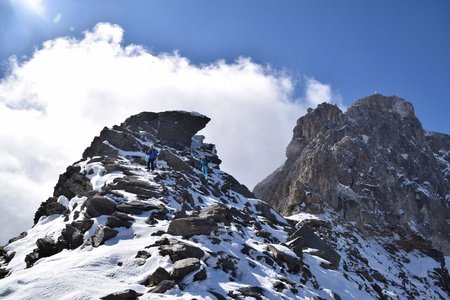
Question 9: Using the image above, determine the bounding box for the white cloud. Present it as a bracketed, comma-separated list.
[304, 76, 344, 109]
[0, 23, 339, 244]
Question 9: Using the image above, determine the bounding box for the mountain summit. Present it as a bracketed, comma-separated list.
[1, 101, 450, 299]
[254, 94, 450, 254]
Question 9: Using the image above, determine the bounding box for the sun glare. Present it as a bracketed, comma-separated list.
[16, 0, 46, 17]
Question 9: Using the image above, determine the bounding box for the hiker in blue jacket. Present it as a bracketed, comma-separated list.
[201, 156, 208, 179]
[146, 144, 159, 171]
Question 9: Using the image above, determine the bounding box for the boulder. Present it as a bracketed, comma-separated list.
[100, 289, 139, 300]
[25, 237, 61, 268]
[193, 268, 207, 281]
[0, 268, 9, 279]
[149, 280, 176, 293]
[53, 165, 93, 199]
[229, 286, 265, 300]
[116, 200, 160, 215]
[170, 257, 201, 279]
[106, 216, 132, 229]
[8, 231, 28, 244]
[34, 197, 67, 224]
[158, 149, 192, 172]
[287, 236, 304, 258]
[135, 250, 151, 260]
[222, 175, 254, 198]
[85, 226, 118, 247]
[289, 224, 340, 269]
[58, 219, 94, 249]
[110, 178, 163, 199]
[112, 211, 134, 222]
[82, 127, 137, 159]
[167, 217, 218, 237]
[122, 111, 210, 151]
[267, 244, 302, 273]
[198, 203, 233, 225]
[159, 240, 205, 263]
[254, 200, 289, 226]
[83, 195, 116, 218]
[146, 267, 170, 286]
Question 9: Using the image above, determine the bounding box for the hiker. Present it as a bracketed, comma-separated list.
[146, 144, 159, 171]
[201, 156, 208, 179]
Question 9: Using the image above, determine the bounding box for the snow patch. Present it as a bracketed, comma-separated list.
[361, 134, 369, 144]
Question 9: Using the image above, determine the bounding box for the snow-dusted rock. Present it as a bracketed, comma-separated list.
[82, 195, 116, 218]
[170, 257, 201, 279]
[255, 94, 450, 254]
[145, 267, 170, 286]
[167, 217, 218, 237]
[33, 197, 67, 224]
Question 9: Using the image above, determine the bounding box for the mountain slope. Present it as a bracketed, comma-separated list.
[254, 94, 450, 255]
[0, 108, 449, 299]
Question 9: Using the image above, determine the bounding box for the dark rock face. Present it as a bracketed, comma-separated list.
[254, 94, 450, 253]
[170, 257, 201, 279]
[25, 237, 60, 268]
[158, 239, 205, 263]
[115, 200, 160, 215]
[83, 195, 116, 218]
[289, 224, 340, 269]
[109, 178, 163, 200]
[167, 217, 218, 237]
[0, 268, 8, 279]
[83, 111, 210, 159]
[34, 197, 67, 224]
[85, 226, 118, 247]
[267, 244, 302, 272]
[122, 111, 210, 151]
[58, 219, 94, 249]
[146, 267, 170, 286]
[149, 280, 176, 293]
[100, 289, 139, 300]
[53, 166, 93, 199]
[158, 149, 192, 173]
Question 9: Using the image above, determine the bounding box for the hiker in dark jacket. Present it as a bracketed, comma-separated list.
[146, 144, 159, 171]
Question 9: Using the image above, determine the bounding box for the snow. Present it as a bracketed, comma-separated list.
[304, 254, 372, 299]
[57, 196, 69, 208]
[361, 134, 369, 144]
[401, 153, 408, 159]
[403, 252, 440, 277]
[287, 212, 319, 223]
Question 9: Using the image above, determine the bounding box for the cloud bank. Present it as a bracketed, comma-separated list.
[0, 23, 339, 243]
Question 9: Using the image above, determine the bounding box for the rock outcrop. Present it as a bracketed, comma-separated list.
[254, 94, 450, 254]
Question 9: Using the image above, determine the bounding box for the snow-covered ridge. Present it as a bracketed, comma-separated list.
[0, 110, 449, 299]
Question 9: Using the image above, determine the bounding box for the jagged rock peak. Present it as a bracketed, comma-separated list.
[83, 111, 210, 159]
[254, 94, 450, 254]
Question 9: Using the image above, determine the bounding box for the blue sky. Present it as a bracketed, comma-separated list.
[1, 0, 449, 133]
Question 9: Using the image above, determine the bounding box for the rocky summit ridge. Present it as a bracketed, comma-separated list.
[0, 102, 449, 299]
[254, 94, 450, 256]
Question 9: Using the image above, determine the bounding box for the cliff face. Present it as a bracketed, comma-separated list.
[254, 94, 450, 254]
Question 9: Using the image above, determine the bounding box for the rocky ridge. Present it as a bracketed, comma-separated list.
[0, 108, 449, 299]
[254, 94, 450, 256]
